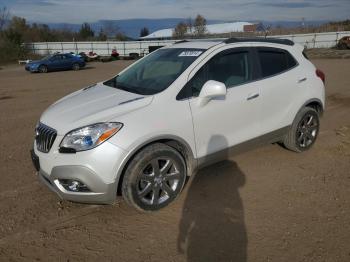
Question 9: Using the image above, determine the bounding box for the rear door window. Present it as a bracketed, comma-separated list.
[257, 48, 297, 78]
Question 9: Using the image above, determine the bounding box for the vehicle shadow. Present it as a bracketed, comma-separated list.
[79, 66, 95, 70]
[178, 135, 247, 262]
[35, 66, 96, 74]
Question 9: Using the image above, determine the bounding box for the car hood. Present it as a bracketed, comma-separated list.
[40, 82, 153, 135]
[28, 60, 43, 65]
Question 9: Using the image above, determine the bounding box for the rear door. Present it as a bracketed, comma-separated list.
[186, 47, 262, 159]
[255, 47, 300, 134]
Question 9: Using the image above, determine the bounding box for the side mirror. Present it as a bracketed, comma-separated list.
[198, 80, 226, 107]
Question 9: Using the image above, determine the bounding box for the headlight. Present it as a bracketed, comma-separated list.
[60, 122, 123, 152]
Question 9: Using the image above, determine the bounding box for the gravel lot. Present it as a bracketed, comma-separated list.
[0, 59, 349, 262]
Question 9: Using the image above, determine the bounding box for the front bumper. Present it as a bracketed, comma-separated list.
[37, 166, 116, 204]
[25, 65, 39, 72]
[31, 138, 128, 204]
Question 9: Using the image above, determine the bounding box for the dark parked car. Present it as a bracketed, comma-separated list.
[337, 36, 350, 50]
[25, 53, 86, 73]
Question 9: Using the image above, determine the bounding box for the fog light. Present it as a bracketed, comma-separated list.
[68, 181, 80, 191]
[59, 179, 90, 192]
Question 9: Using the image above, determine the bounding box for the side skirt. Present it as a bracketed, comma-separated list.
[197, 126, 290, 169]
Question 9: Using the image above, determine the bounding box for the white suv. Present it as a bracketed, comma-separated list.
[31, 38, 325, 211]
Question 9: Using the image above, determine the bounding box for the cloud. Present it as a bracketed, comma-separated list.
[260, 2, 314, 8]
[4, 0, 58, 6]
[235, 0, 335, 9]
[1, 0, 349, 23]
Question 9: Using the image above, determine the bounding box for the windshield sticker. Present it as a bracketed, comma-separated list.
[179, 51, 203, 57]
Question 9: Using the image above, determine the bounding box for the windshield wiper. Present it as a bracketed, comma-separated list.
[104, 75, 143, 94]
[115, 84, 139, 94]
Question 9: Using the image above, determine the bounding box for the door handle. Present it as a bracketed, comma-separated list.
[298, 77, 307, 83]
[247, 93, 259, 101]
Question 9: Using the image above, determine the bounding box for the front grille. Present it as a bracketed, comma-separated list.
[35, 123, 57, 153]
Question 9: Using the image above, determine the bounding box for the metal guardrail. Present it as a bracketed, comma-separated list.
[26, 31, 350, 56]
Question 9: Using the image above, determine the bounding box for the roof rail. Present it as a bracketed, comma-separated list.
[224, 37, 294, 46]
[173, 39, 225, 45]
[174, 40, 189, 44]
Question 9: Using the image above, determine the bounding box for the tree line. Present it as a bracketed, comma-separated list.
[173, 14, 207, 39]
[0, 6, 142, 63]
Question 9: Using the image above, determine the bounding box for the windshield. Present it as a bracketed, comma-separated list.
[103, 48, 205, 95]
[42, 54, 54, 60]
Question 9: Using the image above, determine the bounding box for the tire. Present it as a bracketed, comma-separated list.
[122, 143, 187, 212]
[38, 65, 47, 73]
[338, 43, 347, 50]
[283, 107, 320, 153]
[72, 63, 80, 71]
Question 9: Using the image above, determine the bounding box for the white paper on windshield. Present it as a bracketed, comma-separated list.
[178, 51, 203, 57]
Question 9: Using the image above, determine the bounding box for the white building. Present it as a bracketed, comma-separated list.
[140, 22, 255, 40]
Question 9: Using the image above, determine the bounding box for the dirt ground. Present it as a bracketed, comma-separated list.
[0, 59, 349, 262]
[306, 48, 350, 59]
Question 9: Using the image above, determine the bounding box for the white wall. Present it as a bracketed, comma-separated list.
[26, 40, 177, 56]
[271, 31, 350, 48]
[26, 31, 350, 56]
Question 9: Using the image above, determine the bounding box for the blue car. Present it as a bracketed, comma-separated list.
[25, 53, 86, 73]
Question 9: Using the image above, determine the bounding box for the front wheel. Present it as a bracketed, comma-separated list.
[283, 107, 320, 152]
[122, 143, 186, 212]
[72, 63, 80, 71]
[38, 65, 48, 73]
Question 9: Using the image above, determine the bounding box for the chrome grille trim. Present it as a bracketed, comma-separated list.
[35, 123, 57, 153]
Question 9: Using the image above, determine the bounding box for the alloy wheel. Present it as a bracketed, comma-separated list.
[136, 157, 181, 206]
[296, 112, 319, 148]
[73, 63, 80, 71]
[39, 65, 47, 73]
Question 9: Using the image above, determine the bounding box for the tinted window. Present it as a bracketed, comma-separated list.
[187, 50, 251, 97]
[258, 48, 297, 77]
[63, 54, 73, 59]
[210, 52, 251, 87]
[52, 55, 64, 61]
[302, 51, 309, 60]
[50, 55, 58, 61]
[189, 62, 208, 97]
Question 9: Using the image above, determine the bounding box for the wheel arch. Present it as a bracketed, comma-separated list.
[303, 98, 324, 116]
[115, 135, 197, 195]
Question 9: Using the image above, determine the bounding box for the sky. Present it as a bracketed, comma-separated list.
[1, 0, 349, 24]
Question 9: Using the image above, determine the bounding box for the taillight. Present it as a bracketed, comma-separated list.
[316, 69, 325, 84]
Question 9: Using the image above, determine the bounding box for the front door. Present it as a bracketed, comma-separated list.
[61, 54, 74, 70]
[49, 54, 64, 70]
[187, 48, 261, 160]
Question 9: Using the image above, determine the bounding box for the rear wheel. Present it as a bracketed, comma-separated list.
[338, 43, 348, 50]
[283, 107, 320, 152]
[122, 143, 186, 212]
[72, 63, 80, 71]
[38, 65, 47, 73]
